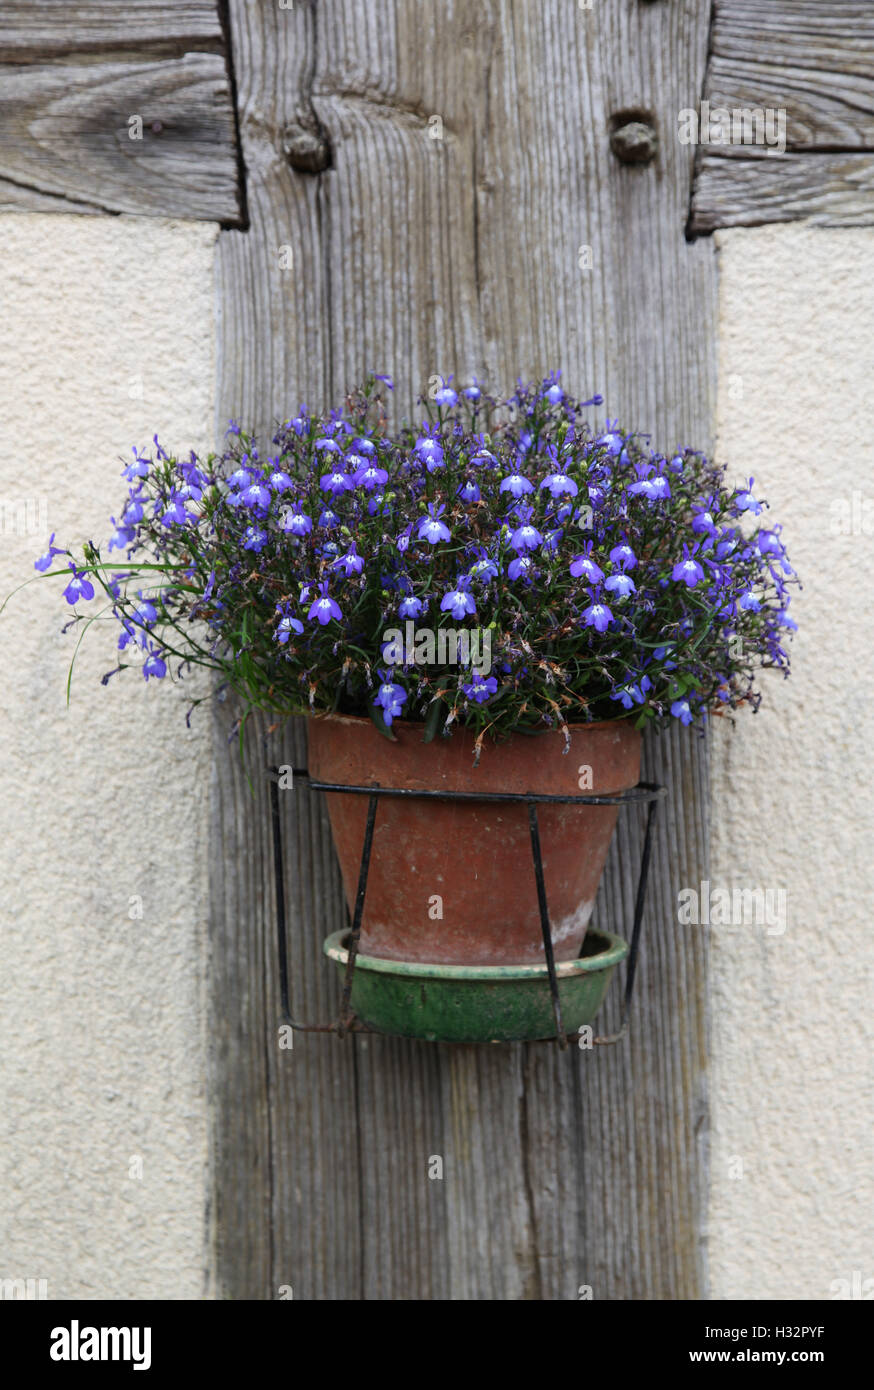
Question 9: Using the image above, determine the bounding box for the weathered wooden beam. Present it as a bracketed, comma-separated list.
[212, 0, 714, 1301]
[0, 3, 225, 59]
[0, 53, 243, 222]
[689, 0, 874, 234]
[691, 149, 874, 233]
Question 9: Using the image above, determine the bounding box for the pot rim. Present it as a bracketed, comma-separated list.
[323, 928, 629, 979]
[310, 711, 638, 736]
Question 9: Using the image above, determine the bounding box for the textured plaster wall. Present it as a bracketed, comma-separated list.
[0, 215, 217, 1299]
[709, 224, 874, 1300]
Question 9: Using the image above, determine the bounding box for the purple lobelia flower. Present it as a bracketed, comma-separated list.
[605, 572, 636, 598]
[569, 545, 604, 584]
[353, 461, 389, 492]
[275, 612, 304, 644]
[596, 421, 624, 457]
[373, 671, 407, 724]
[418, 503, 451, 545]
[62, 565, 94, 604]
[332, 543, 364, 576]
[672, 545, 704, 588]
[434, 377, 458, 408]
[508, 506, 543, 553]
[243, 525, 269, 551]
[581, 599, 613, 633]
[142, 646, 167, 681]
[508, 555, 535, 581]
[670, 699, 693, 725]
[34, 534, 66, 572]
[541, 472, 578, 499]
[462, 674, 498, 703]
[499, 473, 534, 498]
[320, 469, 354, 496]
[279, 506, 312, 537]
[398, 595, 424, 619]
[308, 582, 342, 626]
[241, 481, 271, 510]
[609, 543, 637, 572]
[441, 587, 477, 620]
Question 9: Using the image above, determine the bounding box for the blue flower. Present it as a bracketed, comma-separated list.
[541, 473, 578, 499]
[672, 545, 704, 588]
[508, 507, 543, 553]
[62, 566, 95, 604]
[353, 462, 389, 491]
[611, 674, 651, 709]
[131, 597, 157, 627]
[508, 555, 535, 581]
[398, 595, 424, 619]
[332, 543, 364, 576]
[605, 573, 636, 598]
[469, 552, 499, 581]
[670, 699, 693, 725]
[499, 473, 534, 498]
[734, 478, 762, 515]
[107, 520, 136, 552]
[275, 613, 304, 644]
[123, 449, 150, 481]
[308, 582, 342, 626]
[434, 378, 458, 408]
[581, 600, 613, 633]
[464, 379, 483, 401]
[241, 481, 271, 510]
[440, 587, 476, 620]
[569, 549, 605, 584]
[280, 507, 312, 537]
[269, 469, 294, 494]
[161, 496, 194, 527]
[596, 422, 624, 457]
[374, 677, 407, 725]
[415, 434, 444, 471]
[142, 649, 167, 681]
[418, 504, 451, 545]
[462, 674, 498, 703]
[320, 470, 353, 496]
[737, 590, 760, 612]
[35, 534, 66, 572]
[609, 543, 637, 572]
[243, 525, 269, 551]
[457, 479, 481, 503]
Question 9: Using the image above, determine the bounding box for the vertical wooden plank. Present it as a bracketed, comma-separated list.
[212, 0, 715, 1300]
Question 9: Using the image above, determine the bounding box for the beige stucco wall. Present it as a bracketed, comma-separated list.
[708, 223, 874, 1300]
[0, 214, 217, 1299]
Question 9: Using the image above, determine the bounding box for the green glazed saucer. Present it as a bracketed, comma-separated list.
[323, 928, 629, 1044]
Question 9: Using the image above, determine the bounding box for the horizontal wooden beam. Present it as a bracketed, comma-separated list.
[691, 149, 874, 234]
[0, 53, 243, 223]
[689, 0, 874, 235]
[0, 2, 225, 59]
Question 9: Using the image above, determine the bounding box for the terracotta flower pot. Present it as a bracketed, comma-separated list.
[307, 714, 641, 967]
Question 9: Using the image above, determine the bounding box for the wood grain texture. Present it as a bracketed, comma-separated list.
[212, 0, 715, 1301]
[0, 3, 225, 59]
[0, 53, 242, 221]
[689, 0, 874, 234]
[691, 149, 874, 233]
